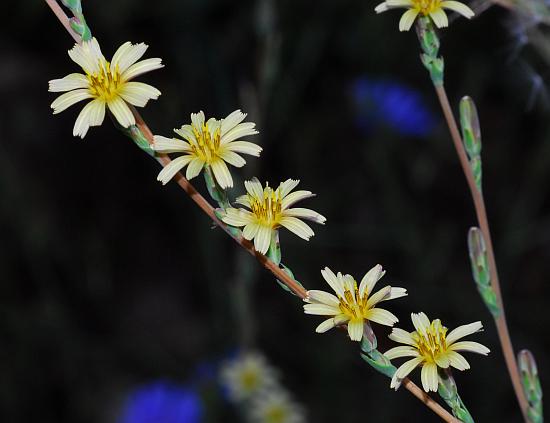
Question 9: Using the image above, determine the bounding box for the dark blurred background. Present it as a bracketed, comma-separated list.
[2, 1, 550, 422]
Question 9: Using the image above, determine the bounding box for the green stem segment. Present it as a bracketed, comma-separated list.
[438, 369, 475, 423]
[60, 0, 92, 41]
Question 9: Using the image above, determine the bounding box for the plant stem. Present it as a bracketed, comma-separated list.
[402, 378, 461, 423]
[44, 2, 460, 420]
[433, 83, 529, 421]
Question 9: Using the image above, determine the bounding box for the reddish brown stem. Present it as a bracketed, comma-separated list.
[434, 84, 529, 421]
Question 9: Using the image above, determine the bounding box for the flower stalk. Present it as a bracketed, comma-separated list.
[414, 18, 531, 421]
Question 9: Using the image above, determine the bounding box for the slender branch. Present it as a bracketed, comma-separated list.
[434, 84, 530, 421]
[44, 1, 459, 421]
[402, 378, 460, 423]
[44, 0, 81, 43]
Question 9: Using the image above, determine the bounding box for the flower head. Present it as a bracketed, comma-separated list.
[153, 110, 261, 188]
[220, 352, 278, 402]
[250, 391, 305, 423]
[385, 312, 490, 392]
[375, 0, 474, 31]
[117, 381, 202, 423]
[221, 178, 326, 254]
[49, 38, 163, 138]
[303, 265, 407, 342]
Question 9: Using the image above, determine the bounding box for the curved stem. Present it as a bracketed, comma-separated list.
[44, 2, 459, 421]
[433, 84, 529, 421]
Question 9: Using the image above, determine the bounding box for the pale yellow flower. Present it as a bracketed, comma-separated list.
[250, 391, 305, 423]
[220, 352, 277, 402]
[374, 0, 474, 31]
[385, 312, 490, 392]
[221, 178, 326, 254]
[303, 265, 407, 342]
[153, 110, 261, 188]
[49, 38, 163, 138]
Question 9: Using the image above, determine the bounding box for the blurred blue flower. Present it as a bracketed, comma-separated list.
[118, 381, 203, 423]
[351, 77, 435, 137]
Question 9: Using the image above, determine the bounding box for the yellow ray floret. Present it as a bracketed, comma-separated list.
[374, 0, 474, 31]
[153, 110, 261, 189]
[49, 38, 163, 138]
[384, 312, 490, 392]
[304, 265, 407, 342]
[222, 178, 326, 254]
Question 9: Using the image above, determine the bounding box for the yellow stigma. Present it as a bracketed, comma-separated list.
[190, 122, 222, 163]
[338, 280, 369, 321]
[87, 61, 123, 101]
[412, 0, 442, 15]
[240, 368, 259, 392]
[413, 319, 448, 363]
[265, 406, 288, 423]
[249, 185, 283, 226]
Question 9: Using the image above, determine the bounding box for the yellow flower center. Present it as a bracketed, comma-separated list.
[412, 0, 442, 15]
[190, 122, 222, 164]
[249, 186, 283, 227]
[265, 405, 288, 423]
[338, 281, 369, 321]
[87, 61, 123, 101]
[240, 368, 260, 392]
[413, 320, 448, 363]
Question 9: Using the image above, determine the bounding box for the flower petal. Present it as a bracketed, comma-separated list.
[448, 341, 490, 355]
[303, 303, 341, 316]
[278, 179, 300, 198]
[388, 328, 416, 346]
[107, 96, 136, 128]
[366, 285, 392, 308]
[421, 363, 439, 392]
[245, 178, 264, 199]
[390, 357, 424, 390]
[111, 42, 148, 74]
[221, 122, 258, 144]
[281, 190, 314, 210]
[446, 321, 483, 345]
[219, 150, 247, 167]
[222, 208, 253, 227]
[221, 109, 247, 133]
[119, 82, 161, 107]
[358, 264, 385, 298]
[224, 140, 262, 156]
[152, 135, 192, 153]
[68, 38, 104, 74]
[384, 346, 420, 360]
[347, 320, 364, 341]
[157, 156, 193, 185]
[211, 159, 233, 188]
[48, 73, 89, 92]
[51, 89, 93, 114]
[242, 222, 260, 240]
[441, 0, 474, 17]
[399, 9, 419, 31]
[429, 8, 449, 28]
[447, 351, 471, 371]
[411, 312, 431, 336]
[121, 57, 164, 81]
[279, 217, 315, 240]
[321, 267, 346, 298]
[365, 308, 399, 326]
[186, 157, 205, 180]
[73, 99, 105, 138]
[306, 290, 340, 307]
[254, 225, 272, 255]
[284, 207, 326, 224]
